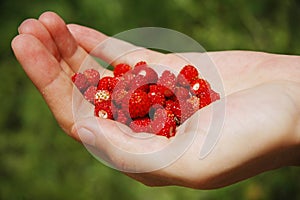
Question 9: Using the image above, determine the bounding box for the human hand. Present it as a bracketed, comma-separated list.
[12, 12, 300, 189]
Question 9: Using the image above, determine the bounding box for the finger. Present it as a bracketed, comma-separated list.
[68, 24, 163, 67]
[11, 34, 91, 137]
[72, 110, 212, 174]
[38, 12, 99, 73]
[18, 18, 61, 61]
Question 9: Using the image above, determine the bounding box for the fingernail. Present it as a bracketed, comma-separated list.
[78, 128, 95, 146]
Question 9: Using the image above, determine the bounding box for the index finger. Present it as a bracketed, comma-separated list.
[67, 24, 164, 67]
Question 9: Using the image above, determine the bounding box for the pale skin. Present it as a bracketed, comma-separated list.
[11, 12, 300, 189]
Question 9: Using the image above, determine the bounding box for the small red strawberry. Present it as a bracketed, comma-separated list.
[134, 61, 147, 68]
[122, 71, 136, 84]
[129, 74, 149, 92]
[148, 89, 166, 107]
[94, 101, 113, 119]
[151, 108, 176, 138]
[174, 86, 191, 101]
[198, 90, 212, 108]
[144, 67, 159, 83]
[84, 69, 100, 86]
[177, 64, 199, 87]
[123, 90, 151, 119]
[130, 118, 151, 133]
[83, 86, 97, 104]
[94, 89, 111, 104]
[165, 100, 181, 125]
[114, 63, 132, 77]
[210, 89, 220, 102]
[71, 72, 89, 92]
[157, 70, 176, 97]
[116, 110, 130, 125]
[132, 64, 158, 83]
[97, 76, 119, 92]
[112, 88, 128, 106]
[149, 84, 164, 94]
[181, 96, 200, 122]
[190, 78, 211, 96]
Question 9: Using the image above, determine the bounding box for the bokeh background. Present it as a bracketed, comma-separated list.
[1, 0, 300, 199]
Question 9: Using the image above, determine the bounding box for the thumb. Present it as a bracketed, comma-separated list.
[74, 117, 195, 173]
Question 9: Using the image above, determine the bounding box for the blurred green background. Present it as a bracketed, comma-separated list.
[1, 0, 300, 199]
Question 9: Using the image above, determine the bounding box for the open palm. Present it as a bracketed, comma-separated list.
[12, 12, 300, 189]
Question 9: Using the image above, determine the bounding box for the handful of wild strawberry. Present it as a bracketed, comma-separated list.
[71, 61, 220, 138]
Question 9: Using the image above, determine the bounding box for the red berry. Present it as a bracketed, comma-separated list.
[157, 70, 176, 97]
[116, 110, 130, 125]
[148, 89, 166, 107]
[84, 69, 100, 86]
[165, 100, 181, 124]
[129, 74, 149, 92]
[144, 67, 159, 83]
[94, 89, 111, 104]
[134, 61, 147, 68]
[97, 76, 119, 92]
[190, 78, 211, 96]
[149, 84, 164, 94]
[133, 64, 158, 83]
[94, 101, 113, 119]
[112, 88, 128, 106]
[210, 89, 220, 102]
[122, 71, 136, 84]
[123, 90, 151, 119]
[181, 96, 200, 122]
[177, 65, 199, 87]
[83, 86, 97, 104]
[71, 72, 89, 92]
[151, 108, 176, 138]
[114, 63, 132, 77]
[174, 86, 191, 101]
[130, 118, 151, 133]
[199, 90, 212, 108]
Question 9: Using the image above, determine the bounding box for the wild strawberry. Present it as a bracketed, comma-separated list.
[177, 65, 199, 87]
[151, 108, 176, 138]
[97, 76, 119, 92]
[157, 70, 176, 97]
[132, 64, 158, 83]
[114, 63, 132, 77]
[94, 101, 113, 119]
[210, 89, 220, 102]
[84, 69, 100, 86]
[111, 102, 119, 120]
[165, 100, 181, 124]
[144, 67, 159, 83]
[148, 89, 166, 107]
[83, 86, 97, 104]
[71, 72, 89, 92]
[129, 74, 149, 92]
[134, 61, 147, 68]
[181, 96, 200, 122]
[122, 71, 136, 85]
[130, 118, 151, 133]
[123, 90, 151, 119]
[116, 110, 130, 125]
[112, 88, 128, 107]
[149, 84, 164, 94]
[190, 78, 210, 96]
[94, 89, 111, 104]
[198, 90, 212, 108]
[174, 86, 191, 101]
[190, 79, 220, 108]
